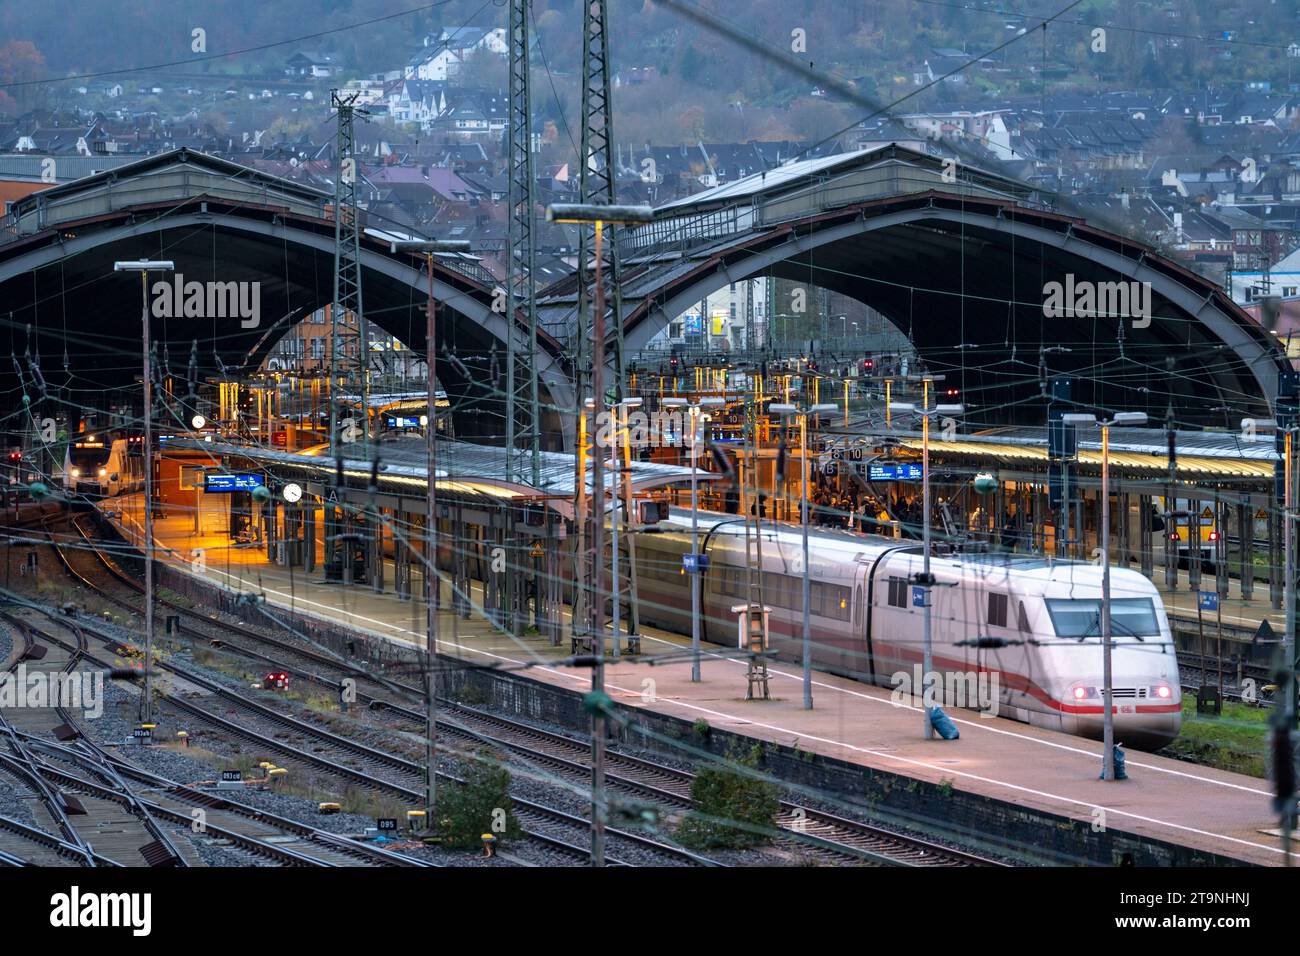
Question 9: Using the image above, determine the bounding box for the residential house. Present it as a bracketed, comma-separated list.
[430, 88, 507, 138]
[285, 51, 333, 78]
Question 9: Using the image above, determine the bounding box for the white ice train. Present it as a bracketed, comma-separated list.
[634, 510, 1182, 749]
[62, 436, 143, 499]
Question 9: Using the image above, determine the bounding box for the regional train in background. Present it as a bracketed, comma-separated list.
[632, 509, 1182, 749]
[62, 434, 144, 499]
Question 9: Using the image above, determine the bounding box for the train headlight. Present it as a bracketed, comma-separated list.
[1152, 684, 1172, 700]
[1072, 686, 1098, 700]
[70, 468, 79, 478]
[98, 468, 107, 477]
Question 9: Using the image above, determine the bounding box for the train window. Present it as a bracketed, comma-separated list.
[781, 574, 797, 609]
[1044, 597, 1160, 638]
[763, 572, 782, 608]
[887, 576, 907, 608]
[779, 574, 796, 609]
[827, 584, 850, 621]
[987, 592, 1008, 628]
[740, 568, 757, 596]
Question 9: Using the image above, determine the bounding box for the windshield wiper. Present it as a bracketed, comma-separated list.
[1109, 617, 1146, 643]
[1075, 615, 1101, 642]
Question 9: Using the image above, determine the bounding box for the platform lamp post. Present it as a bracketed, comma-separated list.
[768, 400, 839, 709]
[1063, 411, 1148, 781]
[663, 395, 726, 681]
[887, 396, 963, 738]
[608, 396, 644, 661]
[389, 238, 471, 825]
[547, 203, 653, 867]
[114, 259, 173, 726]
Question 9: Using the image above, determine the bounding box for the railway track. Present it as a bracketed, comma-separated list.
[0, 812, 120, 866]
[0, 602, 134, 866]
[56, 512, 1008, 866]
[1176, 650, 1276, 705]
[51, 515, 715, 864]
[418, 700, 1006, 866]
[2, 604, 436, 867]
[7, 582, 693, 867]
[2, 608, 191, 866]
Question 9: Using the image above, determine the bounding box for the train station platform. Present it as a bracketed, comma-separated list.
[1156, 571, 1283, 638]
[100, 493, 1293, 867]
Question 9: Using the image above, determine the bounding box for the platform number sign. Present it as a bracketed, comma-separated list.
[1198, 591, 1218, 612]
[376, 818, 398, 832]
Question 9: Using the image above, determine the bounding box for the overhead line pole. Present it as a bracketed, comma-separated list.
[549, 203, 653, 869]
[390, 238, 471, 829]
[330, 89, 370, 459]
[114, 258, 174, 729]
[506, 0, 541, 485]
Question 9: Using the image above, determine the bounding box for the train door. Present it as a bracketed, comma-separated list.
[851, 581, 868, 679]
[107, 441, 124, 496]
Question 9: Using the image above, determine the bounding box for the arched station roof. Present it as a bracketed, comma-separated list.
[539, 144, 1287, 427]
[0, 148, 572, 440]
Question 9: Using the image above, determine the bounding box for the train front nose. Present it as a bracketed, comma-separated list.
[1069, 706, 1182, 751]
[1065, 682, 1182, 751]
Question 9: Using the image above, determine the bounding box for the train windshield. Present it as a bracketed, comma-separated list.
[68, 444, 111, 468]
[1044, 598, 1160, 639]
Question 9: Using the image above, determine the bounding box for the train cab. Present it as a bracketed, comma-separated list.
[63, 435, 143, 499]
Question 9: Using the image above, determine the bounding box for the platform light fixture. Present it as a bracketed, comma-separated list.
[769, 400, 838, 710]
[388, 237, 471, 827]
[113, 258, 174, 727]
[608, 396, 644, 662]
[885, 396, 964, 739]
[1062, 410, 1148, 781]
[663, 396, 726, 683]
